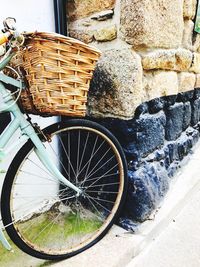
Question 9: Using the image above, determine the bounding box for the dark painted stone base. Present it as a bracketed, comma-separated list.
[90, 88, 200, 230]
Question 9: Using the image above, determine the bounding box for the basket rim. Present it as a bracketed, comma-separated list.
[22, 31, 102, 56]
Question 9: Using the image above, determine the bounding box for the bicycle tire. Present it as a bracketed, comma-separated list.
[1, 119, 128, 260]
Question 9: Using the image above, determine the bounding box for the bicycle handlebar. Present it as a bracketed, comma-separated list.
[0, 17, 24, 48]
[0, 18, 25, 70]
[0, 32, 10, 45]
[0, 17, 16, 45]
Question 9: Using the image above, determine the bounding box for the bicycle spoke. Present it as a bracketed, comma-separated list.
[48, 141, 71, 182]
[81, 175, 118, 184]
[84, 147, 112, 181]
[81, 182, 119, 189]
[84, 135, 98, 178]
[80, 172, 118, 184]
[85, 194, 111, 214]
[18, 170, 59, 184]
[32, 212, 62, 243]
[58, 135, 77, 179]
[84, 155, 115, 182]
[82, 163, 119, 190]
[77, 131, 89, 176]
[76, 130, 80, 181]
[77, 138, 106, 178]
[86, 195, 115, 204]
[85, 190, 118, 194]
[84, 195, 105, 222]
[27, 158, 67, 187]
[68, 131, 71, 185]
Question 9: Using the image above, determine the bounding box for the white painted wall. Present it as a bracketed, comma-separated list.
[0, 0, 57, 129]
[0, 0, 59, 208]
[0, 0, 55, 32]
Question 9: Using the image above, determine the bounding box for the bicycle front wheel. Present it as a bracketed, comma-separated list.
[1, 119, 127, 260]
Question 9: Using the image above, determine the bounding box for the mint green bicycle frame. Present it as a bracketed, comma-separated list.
[0, 53, 81, 250]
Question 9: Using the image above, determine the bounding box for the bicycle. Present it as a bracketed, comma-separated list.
[0, 18, 128, 260]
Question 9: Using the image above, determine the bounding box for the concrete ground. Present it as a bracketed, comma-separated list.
[1, 142, 200, 266]
[127, 184, 200, 267]
[50, 142, 200, 267]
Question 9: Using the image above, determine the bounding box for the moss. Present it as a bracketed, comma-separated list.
[0, 211, 102, 266]
[19, 211, 102, 248]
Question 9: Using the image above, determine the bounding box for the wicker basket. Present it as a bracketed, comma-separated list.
[12, 32, 101, 117]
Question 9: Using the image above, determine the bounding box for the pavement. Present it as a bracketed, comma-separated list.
[50, 141, 200, 267]
[1, 142, 200, 266]
[127, 185, 200, 267]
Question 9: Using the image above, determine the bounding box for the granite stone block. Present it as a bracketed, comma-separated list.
[165, 103, 184, 141]
[191, 98, 200, 125]
[134, 112, 166, 157]
[183, 102, 192, 130]
[124, 163, 169, 222]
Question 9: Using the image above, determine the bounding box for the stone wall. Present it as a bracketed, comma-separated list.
[92, 90, 200, 227]
[67, 0, 200, 119]
[67, 0, 200, 226]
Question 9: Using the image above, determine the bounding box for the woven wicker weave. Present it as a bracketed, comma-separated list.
[13, 32, 101, 116]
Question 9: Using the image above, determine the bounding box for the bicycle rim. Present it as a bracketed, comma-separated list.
[1, 120, 127, 260]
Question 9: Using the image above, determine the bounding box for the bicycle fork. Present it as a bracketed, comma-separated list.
[30, 130, 82, 196]
[23, 121, 82, 196]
